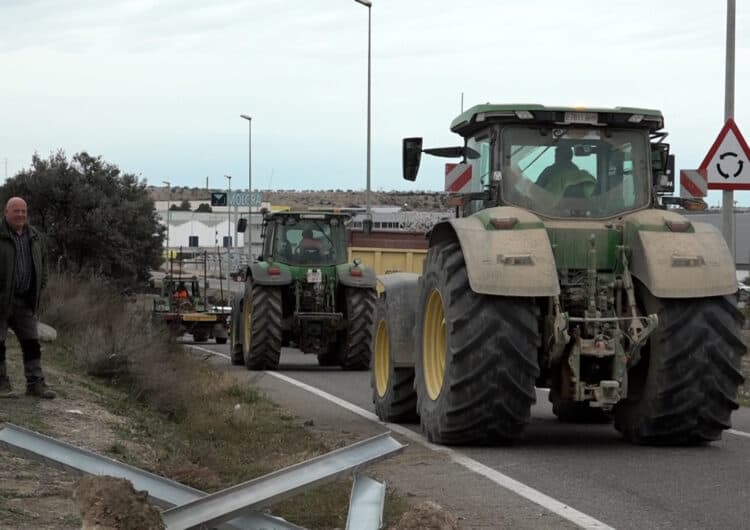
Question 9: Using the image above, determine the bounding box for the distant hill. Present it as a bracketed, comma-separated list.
[148, 187, 451, 212]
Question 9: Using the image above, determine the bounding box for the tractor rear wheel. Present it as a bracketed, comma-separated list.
[338, 287, 377, 371]
[614, 288, 745, 445]
[415, 240, 540, 444]
[372, 299, 418, 423]
[243, 283, 283, 371]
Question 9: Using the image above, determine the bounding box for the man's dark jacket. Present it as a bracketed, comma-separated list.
[0, 221, 48, 319]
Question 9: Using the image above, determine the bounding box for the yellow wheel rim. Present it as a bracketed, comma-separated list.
[374, 319, 390, 398]
[242, 293, 252, 355]
[423, 288, 446, 400]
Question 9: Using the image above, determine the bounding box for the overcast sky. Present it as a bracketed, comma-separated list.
[1, 0, 749, 205]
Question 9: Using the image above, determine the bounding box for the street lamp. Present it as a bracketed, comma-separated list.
[354, 0, 372, 218]
[162, 180, 171, 259]
[240, 114, 252, 258]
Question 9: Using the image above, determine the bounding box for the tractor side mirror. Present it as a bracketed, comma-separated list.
[237, 218, 247, 233]
[652, 143, 674, 193]
[403, 137, 423, 181]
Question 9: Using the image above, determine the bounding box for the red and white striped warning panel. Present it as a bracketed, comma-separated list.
[444, 163, 472, 193]
[679, 169, 707, 198]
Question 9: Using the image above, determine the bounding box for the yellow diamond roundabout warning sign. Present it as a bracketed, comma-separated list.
[700, 118, 750, 190]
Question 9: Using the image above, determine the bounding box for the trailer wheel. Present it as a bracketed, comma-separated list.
[372, 300, 418, 423]
[215, 337, 228, 345]
[243, 283, 283, 370]
[415, 240, 540, 444]
[614, 289, 745, 445]
[338, 287, 377, 371]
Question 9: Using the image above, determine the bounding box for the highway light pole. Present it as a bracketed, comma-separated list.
[240, 114, 253, 258]
[162, 180, 171, 260]
[354, 0, 372, 219]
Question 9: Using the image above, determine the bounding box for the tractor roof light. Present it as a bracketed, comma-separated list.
[515, 110, 534, 120]
[628, 114, 644, 123]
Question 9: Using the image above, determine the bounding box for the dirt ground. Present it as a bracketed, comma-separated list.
[0, 354, 460, 530]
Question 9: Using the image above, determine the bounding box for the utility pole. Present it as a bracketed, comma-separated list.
[162, 181, 171, 259]
[722, 0, 735, 257]
[240, 114, 253, 259]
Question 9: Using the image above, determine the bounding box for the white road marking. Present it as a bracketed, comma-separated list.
[191, 345, 613, 530]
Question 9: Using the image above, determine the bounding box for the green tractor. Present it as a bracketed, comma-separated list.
[230, 211, 377, 370]
[372, 104, 745, 445]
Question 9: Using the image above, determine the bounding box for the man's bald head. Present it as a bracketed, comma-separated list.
[4, 197, 28, 234]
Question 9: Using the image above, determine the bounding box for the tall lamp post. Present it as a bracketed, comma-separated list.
[162, 180, 171, 259]
[354, 0, 372, 218]
[240, 114, 252, 258]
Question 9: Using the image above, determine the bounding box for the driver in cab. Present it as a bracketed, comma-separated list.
[512, 145, 596, 211]
[299, 228, 322, 252]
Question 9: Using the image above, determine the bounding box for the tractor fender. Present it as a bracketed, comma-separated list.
[337, 263, 377, 289]
[377, 272, 420, 366]
[248, 262, 293, 286]
[623, 209, 736, 298]
[430, 206, 560, 297]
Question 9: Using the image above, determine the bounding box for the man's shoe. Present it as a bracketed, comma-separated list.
[0, 378, 18, 399]
[26, 381, 56, 399]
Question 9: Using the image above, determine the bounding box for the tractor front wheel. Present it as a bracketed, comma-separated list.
[371, 299, 418, 423]
[415, 240, 540, 445]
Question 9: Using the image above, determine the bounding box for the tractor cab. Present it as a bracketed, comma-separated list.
[158, 275, 203, 312]
[261, 212, 350, 266]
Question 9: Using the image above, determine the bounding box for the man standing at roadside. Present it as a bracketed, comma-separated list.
[0, 197, 55, 399]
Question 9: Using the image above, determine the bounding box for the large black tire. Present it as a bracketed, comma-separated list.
[229, 298, 244, 365]
[338, 287, 377, 371]
[614, 289, 745, 445]
[371, 298, 418, 423]
[215, 337, 228, 345]
[415, 240, 540, 445]
[243, 283, 283, 370]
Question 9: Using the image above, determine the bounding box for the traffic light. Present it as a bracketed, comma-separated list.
[210, 192, 227, 206]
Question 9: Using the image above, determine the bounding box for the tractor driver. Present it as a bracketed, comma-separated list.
[536, 145, 595, 200]
[299, 228, 322, 253]
[174, 282, 189, 300]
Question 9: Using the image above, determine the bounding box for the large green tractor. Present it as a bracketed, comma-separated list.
[372, 104, 745, 445]
[230, 211, 377, 370]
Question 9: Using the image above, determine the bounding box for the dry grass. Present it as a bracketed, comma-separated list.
[32, 273, 407, 528]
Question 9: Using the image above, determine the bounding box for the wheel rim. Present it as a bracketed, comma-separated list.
[374, 319, 390, 397]
[423, 288, 446, 400]
[242, 294, 252, 355]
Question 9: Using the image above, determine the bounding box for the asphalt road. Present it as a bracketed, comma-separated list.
[190, 341, 750, 530]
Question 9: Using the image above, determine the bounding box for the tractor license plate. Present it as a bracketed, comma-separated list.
[307, 268, 322, 283]
[564, 111, 598, 125]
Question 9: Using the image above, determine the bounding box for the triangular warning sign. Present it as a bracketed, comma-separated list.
[700, 118, 750, 190]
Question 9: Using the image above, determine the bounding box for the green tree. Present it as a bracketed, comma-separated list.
[195, 203, 212, 213]
[1, 151, 165, 284]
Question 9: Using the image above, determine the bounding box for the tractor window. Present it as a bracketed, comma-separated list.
[500, 127, 650, 218]
[272, 218, 348, 265]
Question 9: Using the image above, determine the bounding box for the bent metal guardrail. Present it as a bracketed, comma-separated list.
[0, 423, 404, 530]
